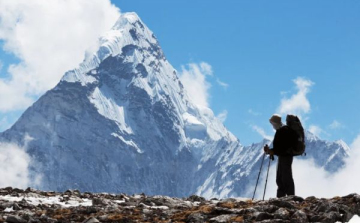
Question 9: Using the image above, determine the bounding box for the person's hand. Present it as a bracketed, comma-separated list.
[263, 144, 270, 153]
[268, 149, 274, 156]
[263, 144, 274, 156]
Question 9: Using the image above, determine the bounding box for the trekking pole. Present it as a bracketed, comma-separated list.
[263, 155, 273, 201]
[252, 152, 266, 201]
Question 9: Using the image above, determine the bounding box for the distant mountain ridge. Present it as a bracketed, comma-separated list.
[0, 12, 350, 199]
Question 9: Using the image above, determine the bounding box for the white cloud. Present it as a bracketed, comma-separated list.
[248, 109, 261, 116]
[329, 120, 343, 130]
[0, 141, 41, 188]
[199, 62, 213, 76]
[259, 134, 360, 199]
[251, 125, 272, 141]
[217, 110, 228, 123]
[0, 0, 120, 112]
[179, 62, 212, 107]
[216, 78, 229, 89]
[278, 77, 314, 117]
[308, 125, 323, 137]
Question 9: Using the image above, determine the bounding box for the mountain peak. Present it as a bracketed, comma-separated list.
[113, 12, 142, 27]
[305, 130, 320, 141]
[61, 12, 156, 86]
[335, 139, 351, 152]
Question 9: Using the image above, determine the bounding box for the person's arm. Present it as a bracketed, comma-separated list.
[271, 129, 284, 156]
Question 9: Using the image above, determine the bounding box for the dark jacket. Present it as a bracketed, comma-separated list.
[272, 125, 297, 156]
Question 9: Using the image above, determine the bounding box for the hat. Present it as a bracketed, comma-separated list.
[269, 114, 282, 125]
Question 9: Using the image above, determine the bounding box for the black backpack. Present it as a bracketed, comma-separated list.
[286, 114, 306, 156]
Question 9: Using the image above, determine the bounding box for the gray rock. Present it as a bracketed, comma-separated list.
[65, 189, 81, 197]
[291, 210, 308, 223]
[253, 211, 273, 221]
[323, 211, 342, 223]
[92, 197, 110, 206]
[308, 214, 324, 222]
[187, 212, 206, 223]
[82, 217, 100, 223]
[187, 195, 206, 202]
[273, 207, 290, 220]
[209, 214, 236, 223]
[0, 201, 15, 209]
[212, 207, 244, 215]
[282, 195, 304, 203]
[98, 215, 109, 221]
[27, 217, 40, 223]
[253, 204, 278, 213]
[269, 199, 296, 209]
[305, 196, 316, 201]
[258, 220, 290, 223]
[46, 218, 57, 223]
[6, 215, 27, 223]
[338, 204, 354, 222]
[142, 208, 152, 214]
[12, 188, 25, 194]
[12, 203, 21, 211]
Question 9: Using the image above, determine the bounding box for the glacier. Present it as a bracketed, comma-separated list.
[0, 12, 351, 199]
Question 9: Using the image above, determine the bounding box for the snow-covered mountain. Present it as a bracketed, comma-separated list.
[0, 12, 350, 199]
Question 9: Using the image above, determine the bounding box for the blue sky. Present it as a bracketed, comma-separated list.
[0, 1, 360, 146]
[115, 0, 360, 145]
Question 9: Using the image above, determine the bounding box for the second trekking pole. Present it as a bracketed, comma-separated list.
[252, 152, 266, 200]
[263, 155, 273, 200]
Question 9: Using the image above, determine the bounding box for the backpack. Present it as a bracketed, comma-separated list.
[286, 114, 306, 156]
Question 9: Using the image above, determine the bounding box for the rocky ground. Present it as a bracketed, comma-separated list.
[0, 187, 359, 223]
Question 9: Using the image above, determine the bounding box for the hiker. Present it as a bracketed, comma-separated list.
[263, 114, 297, 198]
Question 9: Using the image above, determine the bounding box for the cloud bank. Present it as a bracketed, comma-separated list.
[0, 0, 120, 112]
[0, 141, 40, 188]
[179, 62, 213, 108]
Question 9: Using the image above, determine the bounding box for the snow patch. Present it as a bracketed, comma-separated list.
[112, 133, 143, 154]
[0, 195, 92, 207]
[90, 87, 133, 134]
[183, 112, 206, 139]
[4, 207, 14, 212]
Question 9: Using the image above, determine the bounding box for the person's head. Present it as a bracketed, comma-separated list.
[269, 114, 283, 130]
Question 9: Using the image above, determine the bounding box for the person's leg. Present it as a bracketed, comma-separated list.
[281, 156, 295, 196]
[276, 157, 286, 198]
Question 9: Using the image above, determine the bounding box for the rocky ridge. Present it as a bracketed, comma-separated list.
[0, 187, 359, 223]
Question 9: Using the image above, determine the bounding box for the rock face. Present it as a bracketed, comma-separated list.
[0, 12, 351, 198]
[0, 187, 360, 223]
